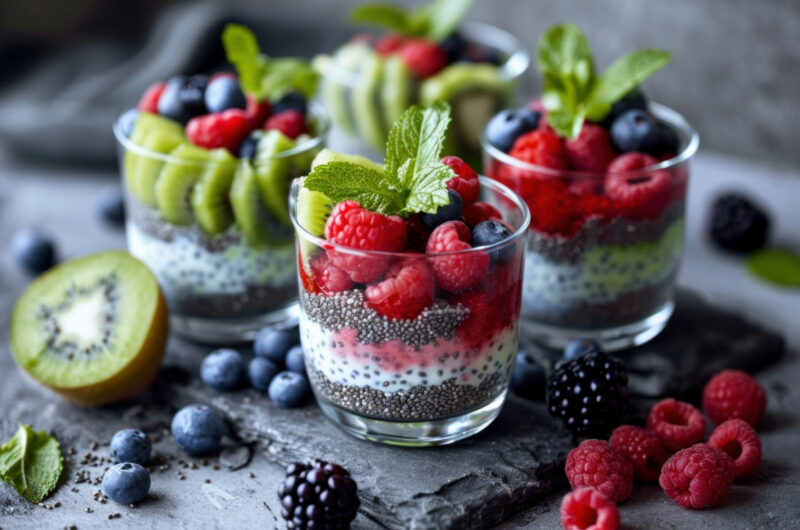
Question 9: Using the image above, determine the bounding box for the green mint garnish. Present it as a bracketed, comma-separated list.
[222, 24, 318, 101]
[0, 424, 63, 504]
[348, 0, 474, 42]
[304, 101, 454, 216]
[746, 248, 800, 288]
[537, 23, 671, 138]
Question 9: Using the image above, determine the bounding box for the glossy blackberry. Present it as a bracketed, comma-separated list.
[710, 193, 770, 253]
[546, 350, 628, 437]
[278, 460, 359, 529]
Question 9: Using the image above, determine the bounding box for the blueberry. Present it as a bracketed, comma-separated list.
[204, 75, 246, 113]
[201, 349, 245, 392]
[440, 32, 467, 63]
[486, 108, 539, 152]
[610, 109, 661, 154]
[564, 339, 601, 361]
[472, 220, 515, 264]
[268, 372, 311, 408]
[606, 88, 648, 124]
[239, 132, 261, 159]
[102, 463, 150, 504]
[171, 404, 225, 455]
[157, 75, 209, 124]
[285, 345, 306, 375]
[97, 186, 126, 227]
[11, 229, 56, 275]
[110, 429, 151, 465]
[248, 357, 280, 392]
[422, 189, 463, 228]
[254, 327, 297, 363]
[509, 351, 546, 398]
[272, 91, 307, 115]
[710, 193, 770, 253]
[655, 122, 680, 155]
[118, 108, 139, 138]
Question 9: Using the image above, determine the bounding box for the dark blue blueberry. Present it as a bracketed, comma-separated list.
[157, 75, 209, 124]
[710, 194, 770, 253]
[11, 229, 56, 275]
[421, 189, 463, 228]
[204, 75, 246, 113]
[509, 351, 546, 398]
[248, 357, 280, 392]
[610, 109, 661, 154]
[97, 186, 126, 227]
[102, 463, 151, 504]
[564, 339, 601, 361]
[118, 108, 139, 138]
[268, 372, 311, 408]
[239, 132, 261, 160]
[606, 88, 648, 125]
[254, 327, 298, 363]
[110, 429, 151, 465]
[201, 349, 245, 392]
[486, 108, 539, 152]
[171, 404, 225, 455]
[440, 32, 467, 63]
[285, 345, 305, 375]
[272, 91, 307, 115]
[655, 122, 680, 155]
[472, 220, 515, 264]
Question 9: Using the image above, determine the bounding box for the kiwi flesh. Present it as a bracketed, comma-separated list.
[155, 142, 210, 226]
[230, 160, 293, 248]
[381, 55, 413, 133]
[191, 148, 238, 235]
[310, 148, 385, 174]
[254, 130, 296, 227]
[352, 47, 386, 151]
[125, 113, 185, 207]
[10, 251, 168, 407]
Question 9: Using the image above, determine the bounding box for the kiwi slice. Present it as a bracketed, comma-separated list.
[290, 133, 321, 175]
[310, 148, 385, 174]
[254, 130, 296, 227]
[352, 47, 386, 151]
[230, 161, 293, 248]
[10, 251, 168, 407]
[125, 113, 185, 207]
[315, 44, 369, 135]
[191, 148, 238, 235]
[154, 143, 210, 226]
[381, 55, 413, 130]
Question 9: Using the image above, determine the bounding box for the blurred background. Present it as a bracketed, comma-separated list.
[1, 0, 799, 170]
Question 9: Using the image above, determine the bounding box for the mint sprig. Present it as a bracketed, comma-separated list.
[348, 0, 474, 42]
[304, 102, 454, 216]
[537, 23, 671, 138]
[0, 424, 63, 504]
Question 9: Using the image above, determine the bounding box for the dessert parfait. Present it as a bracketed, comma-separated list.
[482, 24, 699, 350]
[291, 103, 530, 445]
[313, 0, 529, 160]
[113, 24, 329, 342]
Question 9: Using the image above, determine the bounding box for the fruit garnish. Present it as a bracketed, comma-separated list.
[365, 259, 435, 319]
[349, 0, 475, 42]
[0, 424, 63, 504]
[137, 81, 166, 113]
[426, 220, 488, 292]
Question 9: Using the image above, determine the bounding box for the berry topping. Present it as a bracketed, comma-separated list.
[421, 189, 463, 229]
[137, 82, 167, 113]
[564, 123, 617, 172]
[522, 179, 581, 235]
[265, 109, 309, 140]
[610, 109, 661, 155]
[157, 75, 209, 124]
[605, 154, 671, 220]
[560, 488, 620, 530]
[186, 109, 252, 154]
[248, 357, 280, 392]
[269, 371, 311, 408]
[655, 122, 680, 155]
[471, 220, 514, 264]
[509, 351, 546, 399]
[609, 425, 668, 483]
[201, 348, 245, 392]
[707, 419, 762, 478]
[426, 220, 489, 292]
[646, 398, 706, 452]
[365, 259, 435, 320]
[309, 252, 353, 295]
[375, 33, 406, 56]
[485, 108, 540, 153]
[399, 38, 448, 78]
[565, 439, 634, 503]
[659, 444, 735, 509]
[238, 131, 260, 159]
[509, 129, 569, 170]
[442, 156, 480, 204]
[546, 350, 628, 437]
[702, 369, 767, 428]
[404, 213, 433, 252]
[709, 194, 770, 254]
[204, 75, 247, 113]
[563, 339, 600, 361]
[272, 91, 308, 115]
[245, 94, 272, 128]
[278, 460, 359, 529]
[462, 201, 501, 228]
[110, 429, 152, 466]
[439, 32, 467, 62]
[606, 88, 648, 125]
[606, 152, 658, 173]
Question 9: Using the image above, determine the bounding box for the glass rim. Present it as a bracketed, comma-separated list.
[290, 175, 531, 258]
[112, 101, 331, 164]
[480, 102, 700, 179]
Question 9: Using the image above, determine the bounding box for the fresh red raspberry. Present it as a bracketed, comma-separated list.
[324, 200, 407, 283]
[298, 252, 319, 295]
[245, 94, 271, 128]
[448, 288, 516, 349]
[265, 110, 308, 139]
[577, 192, 615, 222]
[605, 153, 671, 221]
[309, 252, 353, 295]
[522, 179, 582, 236]
[509, 129, 569, 170]
[702, 369, 767, 428]
[565, 123, 618, 172]
[137, 81, 167, 113]
[399, 38, 448, 78]
[405, 213, 433, 252]
[609, 425, 668, 483]
[708, 419, 762, 478]
[607, 152, 659, 173]
[442, 156, 480, 204]
[659, 443, 735, 509]
[425, 221, 489, 292]
[462, 201, 501, 227]
[186, 109, 253, 154]
[365, 259, 435, 320]
[560, 488, 620, 530]
[646, 398, 706, 453]
[375, 33, 406, 56]
[565, 440, 634, 503]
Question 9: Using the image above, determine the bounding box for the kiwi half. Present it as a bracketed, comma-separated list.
[230, 160, 293, 248]
[10, 251, 168, 407]
[155, 142, 210, 226]
[254, 130, 296, 227]
[191, 148, 237, 235]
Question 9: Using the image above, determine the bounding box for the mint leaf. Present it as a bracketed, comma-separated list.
[222, 24, 267, 96]
[348, 0, 471, 41]
[348, 3, 415, 35]
[259, 58, 319, 100]
[403, 162, 453, 214]
[746, 249, 800, 288]
[426, 0, 475, 41]
[304, 162, 403, 215]
[0, 424, 63, 504]
[386, 101, 452, 188]
[588, 49, 671, 116]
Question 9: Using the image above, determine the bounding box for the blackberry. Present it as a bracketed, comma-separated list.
[710, 193, 770, 253]
[546, 350, 628, 437]
[278, 460, 359, 529]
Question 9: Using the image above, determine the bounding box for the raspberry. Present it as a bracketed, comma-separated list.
[565, 123, 617, 172]
[609, 425, 668, 483]
[375, 33, 406, 56]
[137, 81, 167, 113]
[509, 129, 569, 170]
[245, 94, 271, 128]
[565, 440, 633, 503]
[186, 109, 253, 155]
[659, 443, 735, 509]
[298, 253, 320, 295]
[324, 200, 407, 283]
[462, 202, 501, 228]
[523, 179, 582, 236]
[365, 259, 435, 320]
[560, 488, 620, 530]
[708, 419, 762, 478]
[702, 369, 767, 428]
[404, 213, 432, 252]
[265, 110, 308, 139]
[646, 398, 706, 453]
[448, 285, 519, 350]
[425, 221, 489, 292]
[606, 152, 658, 173]
[577, 192, 615, 222]
[309, 252, 352, 295]
[442, 156, 480, 204]
[605, 153, 671, 220]
[399, 38, 449, 78]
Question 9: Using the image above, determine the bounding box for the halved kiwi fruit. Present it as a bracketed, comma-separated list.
[230, 161, 293, 248]
[254, 130, 296, 227]
[191, 148, 238, 235]
[155, 143, 210, 226]
[10, 251, 168, 407]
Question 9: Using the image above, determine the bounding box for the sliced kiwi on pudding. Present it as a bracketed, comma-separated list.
[155, 142, 210, 226]
[310, 148, 385, 174]
[352, 47, 386, 151]
[10, 251, 168, 407]
[254, 130, 296, 227]
[314, 44, 368, 135]
[125, 113, 185, 207]
[381, 55, 413, 130]
[230, 161, 293, 247]
[191, 148, 238, 235]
